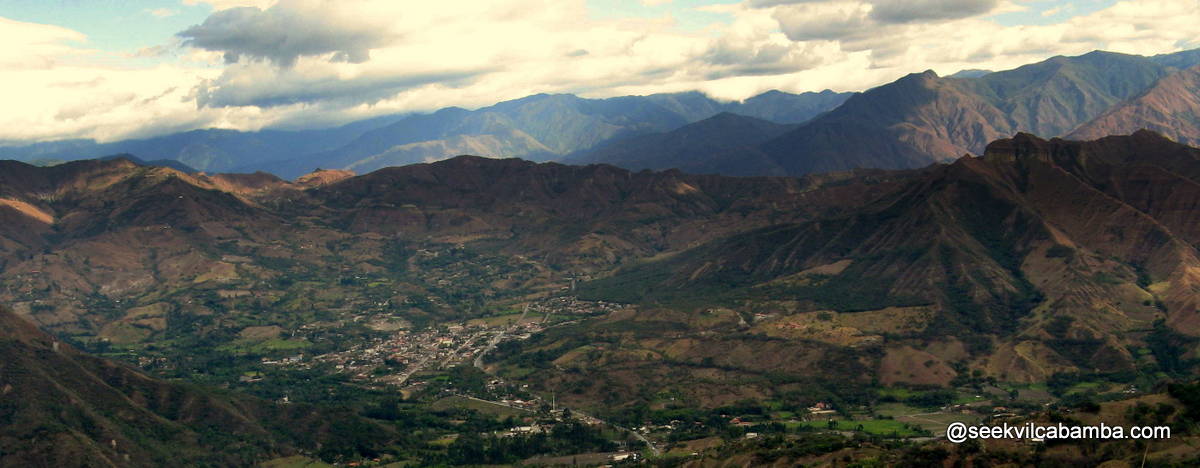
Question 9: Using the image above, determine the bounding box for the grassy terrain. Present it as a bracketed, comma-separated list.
[894, 411, 981, 434]
[217, 338, 311, 354]
[522, 452, 622, 466]
[260, 456, 334, 468]
[874, 402, 924, 418]
[467, 312, 533, 328]
[787, 418, 926, 437]
[430, 395, 530, 418]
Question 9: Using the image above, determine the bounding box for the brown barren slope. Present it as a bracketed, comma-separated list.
[1069, 65, 1200, 146]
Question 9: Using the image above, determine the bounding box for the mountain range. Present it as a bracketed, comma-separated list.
[4, 129, 1200, 462]
[1069, 64, 1200, 146]
[0, 114, 406, 174]
[0, 303, 393, 466]
[0, 90, 851, 179]
[3, 129, 1199, 397]
[5, 48, 1200, 181]
[571, 49, 1200, 175]
[560, 112, 798, 172]
[9, 45, 1200, 465]
[523, 130, 1200, 411]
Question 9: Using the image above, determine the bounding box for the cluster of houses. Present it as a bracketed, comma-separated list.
[309, 326, 476, 381]
[530, 296, 624, 318]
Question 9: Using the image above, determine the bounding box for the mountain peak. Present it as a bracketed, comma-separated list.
[982, 130, 1195, 172]
[752, 89, 787, 98]
[892, 69, 940, 85]
[1130, 128, 1172, 140]
[99, 153, 198, 173]
[295, 168, 355, 187]
[433, 106, 470, 115]
[1067, 65, 1200, 146]
[490, 92, 580, 109]
[707, 111, 748, 120]
[981, 132, 1053, 162]
[947, 69, 992, 79]
[1080, 49, 1136, 59]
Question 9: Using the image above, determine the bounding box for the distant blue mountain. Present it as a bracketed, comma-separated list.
[579, 49, 1200, 177]
[99, 154, 199, 173]
[0, 89, 850, 179]
[565, 112, 799, 175]
[247, 89, 852, 178]
[0, 113, 407, 174]
[9, 47, 1196, 179]
[947, 69, 992, 78]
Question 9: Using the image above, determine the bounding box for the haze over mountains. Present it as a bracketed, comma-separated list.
[8, 44, 1200, 466]
[0, 89, 851, 179]
[575, 130, 1200, 388]
[3, 129, 1200, 394]
[0, 303, 394, 466]
[5, 49, 1200, 181]
[4, 129, 1200, 433]
[13, 0, 1200, 463]
[573, 49, 1200, 175]
[0, 114, 407, 175]
[1069, 64, 1200, 146]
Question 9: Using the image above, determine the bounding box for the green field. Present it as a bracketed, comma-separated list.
[431, 395, 530, 418]
[876, 387, 920, 400]
[467, 312, 531, 327]
[259, 456, 334, 468]
[874, 402, 923, 418]
[786, 418, 926, 437]
[894, 412, 981, 434]
[217, 338, 310, 354]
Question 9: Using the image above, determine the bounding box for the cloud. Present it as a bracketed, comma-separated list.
[772, 2, 871, 41]
[177, 0, 397, 67]
[0, 16, 88, 70]
[195, 63, 492, 108]
[182, 0, 276, 10]
[4, 0, 1200, 145]
[176, 0, 717, 110]
[868, 0, 1000, 23]
[699, 14, 829, 79]
[748, 0, 824, 7]
[770, 0, 1001, 42]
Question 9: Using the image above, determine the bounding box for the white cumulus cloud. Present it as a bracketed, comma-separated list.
[0, 0, 1198, 144]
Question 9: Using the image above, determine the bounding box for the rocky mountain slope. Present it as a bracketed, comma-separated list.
[581, 49, 1200, 176]
[561, 112, 798, 174]
[1069, 65, 1200, 146]
[533, 131, 1200, 408]
[0, 154, 904, 345]
[4, 131, 1200, 418]
[0, 304, 391, 466]
[8, 48, 1200, 181]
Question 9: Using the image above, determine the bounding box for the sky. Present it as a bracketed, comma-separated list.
[0, 0, 1197, 143]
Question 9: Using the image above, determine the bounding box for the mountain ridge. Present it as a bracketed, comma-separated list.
[581, 49, 1200, 177]
[1068, 65, 1200, 146]
[0, 303, 393, 466]
[257, 89, 853, 178]
[0, 89, 851, 179]
[568, 131, 1200, 393]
